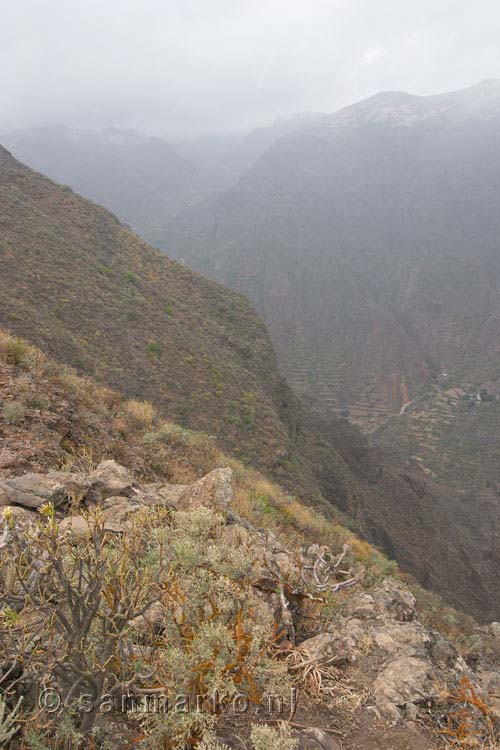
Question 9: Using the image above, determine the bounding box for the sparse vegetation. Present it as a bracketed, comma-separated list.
[123, 269, 138, 283]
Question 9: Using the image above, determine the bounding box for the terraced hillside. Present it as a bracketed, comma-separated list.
[374, 380, 500, 492]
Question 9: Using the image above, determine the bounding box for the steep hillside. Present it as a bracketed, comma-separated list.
[161, 80, 500, 441]
[1, 126, 201, 242]
[2, 117, 325, 243]
[0, 144, 305, 481]
[3, 146, 500, 623]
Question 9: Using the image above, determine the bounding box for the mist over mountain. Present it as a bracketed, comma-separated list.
[2, 114, 324, 237]
[4, 140, 500, 624]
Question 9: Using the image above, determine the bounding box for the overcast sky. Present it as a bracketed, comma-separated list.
[3, 0, 500, 138]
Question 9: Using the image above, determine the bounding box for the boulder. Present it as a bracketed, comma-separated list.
[128, 602, 166, 634]
[297, 632, 337, 663]
[58, 496, 143, 537]
[294, 727, 342, 750]
[140, 483, 186, 508]
[100, 495, 144, 530]
[176, 468, 233, 511]
[86, 461, 136, 503]
[58, 515, 92, 538]
[0, 471, 75, 508]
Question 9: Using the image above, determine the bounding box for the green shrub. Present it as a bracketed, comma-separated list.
[250, 723, 299, 750]
[146, 341, 163, 356]
[99, 265, 114, 278]
[24, 392, 50, 410]
[3, 402, 26, 424]
[123, 270, 138, 283]
[0, 695, 23, 746]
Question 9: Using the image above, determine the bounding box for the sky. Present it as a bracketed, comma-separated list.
[3, 0, 500, 138]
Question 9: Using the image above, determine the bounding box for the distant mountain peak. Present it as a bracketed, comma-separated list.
[466, 77, 500, 91]
[309, 80, 500, 134]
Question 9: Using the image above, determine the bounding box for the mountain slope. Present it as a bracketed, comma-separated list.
[161, 80, 500, 437]
[3, 144, 500, 621]
[0, 144, 300, 480]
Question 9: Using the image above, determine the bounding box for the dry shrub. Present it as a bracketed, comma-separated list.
[124, 398, 156, 429]
[0, 335, 28, 366]
[435, 677, 499, 749]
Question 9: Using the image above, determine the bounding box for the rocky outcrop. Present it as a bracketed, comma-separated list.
[85, 460, 137, 502]
[293, 578, 479, 727]
[3, 460, 500, 747]
[175, 467, 233, 511]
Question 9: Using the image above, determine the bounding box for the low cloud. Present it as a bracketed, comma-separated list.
[3, 0, 500, 137]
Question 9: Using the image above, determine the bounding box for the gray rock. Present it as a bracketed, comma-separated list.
[346, 592, 376, 619]
[297, 632, 337, 663]
[128, 602, 166, 634]
[58, 515, 91, 538]
[86, 460, 136, 503]
[0, 471, 75, 508]
[295, 727, 342, 750]
[373, 578, 416, 622]
[373, 656, 436, 723]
